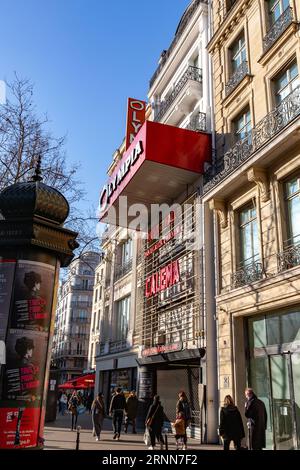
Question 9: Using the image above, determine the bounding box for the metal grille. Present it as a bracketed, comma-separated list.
[136, 195, 203, 351]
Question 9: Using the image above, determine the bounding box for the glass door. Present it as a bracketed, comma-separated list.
[269, 353, 299, 449]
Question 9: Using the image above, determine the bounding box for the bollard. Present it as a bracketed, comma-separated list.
[76, 426, 81, 451]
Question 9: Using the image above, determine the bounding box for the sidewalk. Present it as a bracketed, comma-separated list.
[44, 412, 222, 451]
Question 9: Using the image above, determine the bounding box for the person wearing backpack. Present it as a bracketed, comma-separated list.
[176, 391, 191, 450]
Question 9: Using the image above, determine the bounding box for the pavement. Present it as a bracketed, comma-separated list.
[44, 412, 222, 451]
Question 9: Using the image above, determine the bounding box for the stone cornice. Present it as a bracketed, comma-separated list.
[208, 0, 254, 53]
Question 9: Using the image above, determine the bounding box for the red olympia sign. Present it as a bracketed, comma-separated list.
[100, 140, 144, 213]
[145, 259, 180, 298]
[125, 98, 146, 150]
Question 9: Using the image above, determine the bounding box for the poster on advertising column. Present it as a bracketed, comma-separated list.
[10, 260, 55, 332]
[0, 260, 55, 448]
[0, 260, 16, 342]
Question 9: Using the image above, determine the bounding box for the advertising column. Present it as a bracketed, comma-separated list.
[0, 260, 56, 449]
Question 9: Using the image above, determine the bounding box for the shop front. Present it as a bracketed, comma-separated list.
[136, 194, 207, 440]
[247, 307, 300, 449]
[96, 354, 138, 411]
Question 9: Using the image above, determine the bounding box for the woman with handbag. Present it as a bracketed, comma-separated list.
[91, 393, 105, 441]
[69, 391, 79, 431]
[145, 395, 164, 450]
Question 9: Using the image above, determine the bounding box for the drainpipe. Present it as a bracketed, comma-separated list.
[204, 201, 219, 443]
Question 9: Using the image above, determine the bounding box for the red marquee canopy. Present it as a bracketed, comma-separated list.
[58, 373, 95, 390]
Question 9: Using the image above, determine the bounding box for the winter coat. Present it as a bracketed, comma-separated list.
[174, 417, 186, 436]
[109, 393, 126, 414]
[126, 395, 139, 419]
[146, 402, 164, 431]
[176, 399, 191, 423]
[245, 395, 267, 449]
[219, 405, 245, 441]
[92, 397, 105, 420]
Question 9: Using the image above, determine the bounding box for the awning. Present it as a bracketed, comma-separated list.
[58, 373, 95, 390]
[99, 120, 211, 226]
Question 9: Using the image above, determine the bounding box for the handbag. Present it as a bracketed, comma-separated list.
[143, 428, 151, 446]
[146, 404, 159, 428]
[77, 404, 86, 415]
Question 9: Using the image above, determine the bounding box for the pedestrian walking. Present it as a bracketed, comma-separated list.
[145, 395, 164, 450]
[109, 387, 126, 441]
[91, 393, 105, 441]
[87, 391, 94, 414]
[124, 390, 138, 434]
[69, 391, 79, 431]
[219, 395, 245, 450]
[175, 391, 191, 449]
[245, 388, 267, 450]
[59, 392, 68, 416]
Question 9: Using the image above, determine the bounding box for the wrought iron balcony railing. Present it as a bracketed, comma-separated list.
[149, 0, 207, 89]
[263, 7, 293, 53]
[109, 339, 128, 354]
[231, 260, 264, 289]
[225, 61, 249, 96]
[277, 242, 300, 272]
[114, 258, 133, 281]
[186, 112, 206, 132]
[204, 86, 300, 193]
[154, 66, 202, 122]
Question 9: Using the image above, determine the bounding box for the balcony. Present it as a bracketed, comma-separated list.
[97, 340, 129, 356]
[277, 241, 300, 272]
[71, 285, 93, 291]
[149, 0, 207, 89]
[154, 66, 202, 123]
[204, 86, 300, 193]
[186, 112, 206, 132]
[225, 61, 249, 97]
[263, 7, 293, 53]
[109, 339, 128, 354]
[231, 260, 264, 289]
[71, 301, 93, 308]
[114, 259, 133, 281]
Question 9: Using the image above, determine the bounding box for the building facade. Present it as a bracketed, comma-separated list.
[97, 0, 218, 442]
[137, 0, 217, 442]
[205, 0, 300, 449]
[94, 136, 142, 410]
[51, 251, 100, 384]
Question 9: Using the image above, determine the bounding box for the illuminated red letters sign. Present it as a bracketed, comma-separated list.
[125, 98, 146, 150]
[145, 260, 180, 298]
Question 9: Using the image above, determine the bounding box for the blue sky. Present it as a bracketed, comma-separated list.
[0, 0, 191, 216]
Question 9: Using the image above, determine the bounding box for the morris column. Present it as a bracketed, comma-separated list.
[0, 160, 78, 449]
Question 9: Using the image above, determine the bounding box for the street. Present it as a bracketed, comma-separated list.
[44, 412, 222, 451]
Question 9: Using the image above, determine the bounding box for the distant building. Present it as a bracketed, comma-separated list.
[51, 251, 101, 384]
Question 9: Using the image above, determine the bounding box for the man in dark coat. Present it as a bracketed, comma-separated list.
[109, 387, 127, 440]
[245, 388, 267, 450]
[124, 390, 138, 433]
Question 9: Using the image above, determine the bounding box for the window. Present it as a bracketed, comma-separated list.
[268, 0, 289, 25]
[239, 204, 260, 267]
[94, 288, 98, 303]
[285, 175, 300, 246]
[121, 238, 133, 265]
[233, 108, 251, 142]
[115, 296, 131, 340]
[274, 61, 299, 105]
[230, 32, 246, 73]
